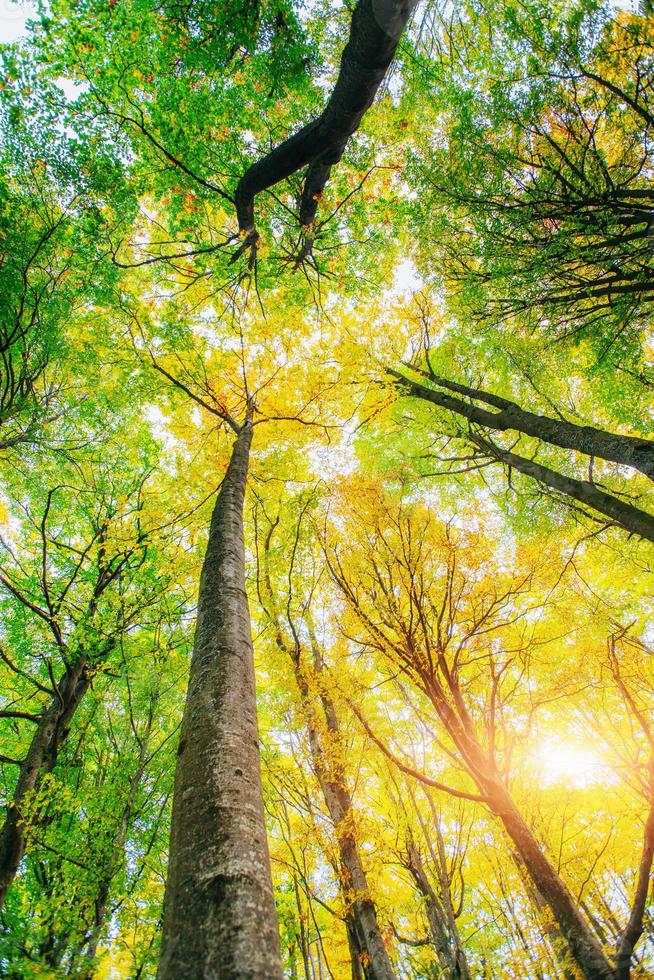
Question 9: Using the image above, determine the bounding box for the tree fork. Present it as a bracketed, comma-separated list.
[234, 0, 416, 244]
[158, 406, 283, 980]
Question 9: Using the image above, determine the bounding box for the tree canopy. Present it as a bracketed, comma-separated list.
[0, 0, 653, 978]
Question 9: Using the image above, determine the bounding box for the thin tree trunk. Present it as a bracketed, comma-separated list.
[471, 433, 654, 544]
[478, 773, 614, 980]
[80, 730, 152, 975]
[294, 660, 396, 980]
[420, 693, 615, 979]
[0, 655, 90, 909]
[258, 527, 395, 980]
[158, 414, 283, 980]
[391, 369, 654, 481]
[403, 839, 460, 979]
[615, 791, 654, 979]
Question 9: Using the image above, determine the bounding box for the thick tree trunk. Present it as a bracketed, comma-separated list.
[0, 655, 89, 909]
[390, 370, 654, 481]
[158, 417, 283, 980]
[497, 797, 613, 979]
[235, 0, 416, 237]
[512, 850, 577, 980]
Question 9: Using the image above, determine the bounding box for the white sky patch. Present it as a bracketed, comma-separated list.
[144, 403, 179, 452]
[0, 0, 35, 43]
[393, 257, 423, 294]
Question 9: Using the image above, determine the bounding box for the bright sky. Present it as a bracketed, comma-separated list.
[0, 0, 642, 46]
[0, 0, 35, 43]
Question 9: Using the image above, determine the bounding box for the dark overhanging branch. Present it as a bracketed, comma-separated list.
[390, 366, 654, 481]
[469, 431, 654, 545]
[233, 0, 417, 254]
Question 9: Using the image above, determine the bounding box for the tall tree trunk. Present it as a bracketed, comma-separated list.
[258, 523, 395, 980]
[403, 839, 461, 979]
[158, 415, 283, 980]
[469, 761, 615, 980]
[422, 696, 615, 979]
[390, 369, 654, 481]
[293, 658, 396, 980]
[0, 654, 90, 909]
[615, 790, 654, 979]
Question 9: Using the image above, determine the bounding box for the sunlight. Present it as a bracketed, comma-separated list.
[534, 738, 609, 787]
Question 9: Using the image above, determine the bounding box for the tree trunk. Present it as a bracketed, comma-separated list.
[391, 370, 654, 481]
[481, 777, 615, 980]
[470, 433, 654, 544]
[615, 790, 654, 980]
[158, 416, 283, 980]
[0, 654, 90, 909]
[294, 663, 396, 980]
[421, 697, 615, 980]
[235, 0, 416, 237]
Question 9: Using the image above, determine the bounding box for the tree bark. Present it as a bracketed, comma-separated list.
[158, 415, 283, 980]
[390, 369, 654, 481]
[302, 676, 396, 980]
[439, 726, 615, 980]
[235, 0, 416, 238]
[470, 433, 654, 544]
[0, 655, 90, 909]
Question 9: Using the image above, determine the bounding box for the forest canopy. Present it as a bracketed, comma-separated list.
[0, 0, 653, 978]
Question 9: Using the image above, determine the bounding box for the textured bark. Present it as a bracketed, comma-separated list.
[470, 434, 654, 544]
[512, 851, 578, 980]
[391, 370, 654, 481]
[404, 840, 470, 980]
[234, 0, 416, 237]
[282, 637, 395, 978]
[158, 417, 283, 980]
[0, 655, 90, 909]
[302, 678, 396, 980]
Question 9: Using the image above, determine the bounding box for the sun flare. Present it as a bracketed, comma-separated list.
[534, 738, 609, 787]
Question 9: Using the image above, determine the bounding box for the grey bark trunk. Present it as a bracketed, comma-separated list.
[470, 434, 654, 544]
[158, 418, 282, 980]
[293, 661, 396, 980]
[0, 655, 90, 909]
[391, 370, 654, 481]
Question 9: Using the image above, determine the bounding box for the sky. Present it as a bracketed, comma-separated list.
[0, 0, 35, 44]
[0, 0, 644, 46]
